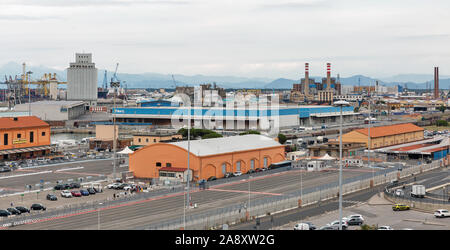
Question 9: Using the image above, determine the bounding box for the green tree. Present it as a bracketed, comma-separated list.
[278, 133, 287, 144]
[436, 120, 448, 127]
[438, 105, 446, 113]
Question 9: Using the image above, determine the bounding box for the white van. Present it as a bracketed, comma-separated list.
[294, 223, 310, 230]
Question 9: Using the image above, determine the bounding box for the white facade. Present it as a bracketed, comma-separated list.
[67, 53, 98, 105]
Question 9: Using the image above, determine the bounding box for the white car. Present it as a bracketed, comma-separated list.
[328, 220, 348, 229]
[107, 183, 121, 189]
[348, 214, 364, 222]
[434, 209, 450, 218]
[61, 190, 72, 198]
[378, 226, 393, 230]
[234, 171, 242, 176]
[293, 223, 310, 230]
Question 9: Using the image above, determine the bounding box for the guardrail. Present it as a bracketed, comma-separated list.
[0, 159, 444, 229]
[140, 160, 443, 230]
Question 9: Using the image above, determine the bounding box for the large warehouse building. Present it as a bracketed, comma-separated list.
[129, 134, 285, 181]
[341, 123, 424, 149]
[113, 105, 356, 130]
[14, 101, 86, 122]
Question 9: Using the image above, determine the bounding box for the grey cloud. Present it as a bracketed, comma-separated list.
[0, 14, 64, 21]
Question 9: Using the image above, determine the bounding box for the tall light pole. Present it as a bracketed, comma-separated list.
[333, 100, 350, 230]
[184, 105, 191, 229]
[111, 80, 120, 180]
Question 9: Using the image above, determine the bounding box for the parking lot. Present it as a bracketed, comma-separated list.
[278, 194, 450, 230]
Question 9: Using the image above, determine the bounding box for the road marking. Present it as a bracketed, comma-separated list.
[55, 167, 85, 172]
[208, 188, 282, 196]
[53, 171, 103, 176]
[0, 171, 53, 180]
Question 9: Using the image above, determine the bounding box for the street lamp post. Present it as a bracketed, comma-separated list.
[333, 100, 350, 230]
[111, 81, 120, 180]
[184, 105, 192, 229]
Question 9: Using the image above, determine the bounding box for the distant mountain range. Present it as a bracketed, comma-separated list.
[1, 61, 449, 90]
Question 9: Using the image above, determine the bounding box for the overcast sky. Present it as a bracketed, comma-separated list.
[1, 0, 449, 79]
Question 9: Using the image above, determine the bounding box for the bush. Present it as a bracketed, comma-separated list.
[239, 130, 261, 135]
[360, 224, 378, 230]
[436, 120, 448, 127]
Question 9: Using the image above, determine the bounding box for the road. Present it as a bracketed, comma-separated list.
[230, 167, 450, 230]
[5, 166, 377, 230]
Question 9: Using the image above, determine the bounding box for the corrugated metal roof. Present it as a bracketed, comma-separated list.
[0, 116, 49, 130]
[354, 123, 423, 138]
[169, 134, 282, 157]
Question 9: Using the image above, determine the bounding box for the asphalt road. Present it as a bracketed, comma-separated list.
[230, 167, 450, 230]
[6, 167, 376, 230]
[0, 159, 115, 195]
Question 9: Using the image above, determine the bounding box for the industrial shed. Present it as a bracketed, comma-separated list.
[129, 134, 285, 181]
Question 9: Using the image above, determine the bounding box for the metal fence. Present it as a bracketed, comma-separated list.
[0, 159, 443, 229]
[140, 160, 442, 230]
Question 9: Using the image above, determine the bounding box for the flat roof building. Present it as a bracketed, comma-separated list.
[14, 101, 86, 122]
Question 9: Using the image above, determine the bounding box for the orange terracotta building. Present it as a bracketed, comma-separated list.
[129, 134, 286, 181]
[0, 116, 51, 160]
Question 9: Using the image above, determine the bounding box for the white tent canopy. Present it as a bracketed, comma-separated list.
[118, 146, 134, 155]
[319, 154, 335, 160]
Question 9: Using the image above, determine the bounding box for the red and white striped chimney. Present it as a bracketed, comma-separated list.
[326, 63, 331, 89]
[304, 63, 309, 95]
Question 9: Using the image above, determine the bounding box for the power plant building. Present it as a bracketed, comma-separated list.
[67, 53, 98, 107]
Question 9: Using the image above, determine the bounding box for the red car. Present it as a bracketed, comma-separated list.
[255, 168, 263, 173]
[71, 190, 82, 197]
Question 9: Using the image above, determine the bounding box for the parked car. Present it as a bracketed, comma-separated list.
[328, 220, 348, 229]
[247, 169, 255, 174]
[294, 222, 316, 230]
[395, 189, 405, 196]
[294, 223, 310, 230]
[46, 194, 58, 201]
[71, 190, 82, 197]
[392, 204, 410, 211]
[348, 214, 364, 222]
[61, 190, 73, 198]
[87, 188, 96, 194]
[347, 217, 364, 226]
[107, 183, 121, 189]
[115, 183, 129, 190]
[15, 206, 30, 213]
[224, 172, 234, 178]
[70, 183, 81, 189]
[262, 167, 268, 171]
[93, 186, 103, 193]
[234, 171, 242, 176]
[6, 207, 21, 215]
[254, 168, 263, 173]
[434, 209, 450, 218]
[0, 167, 11, 173]
[378, 225, 393, 230]
[0, 210, 11, 217]
[30, 203, 46, 211]
[207, 176, 217, 181]
[80, 189, 90, 196]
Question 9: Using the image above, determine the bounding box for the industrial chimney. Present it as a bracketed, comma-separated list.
[434, 67, 439, 99]
[326, 63, 331, 90]
[304, 63, 309, 95]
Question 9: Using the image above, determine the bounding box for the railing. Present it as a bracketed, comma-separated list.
[140, 160, 442, 230]
[0, 159, 443, 229]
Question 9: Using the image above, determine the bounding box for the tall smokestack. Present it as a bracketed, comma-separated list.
[326, 63, 331, 90]
[304, 63, 309, 95]
[434, 67, 439, 99]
